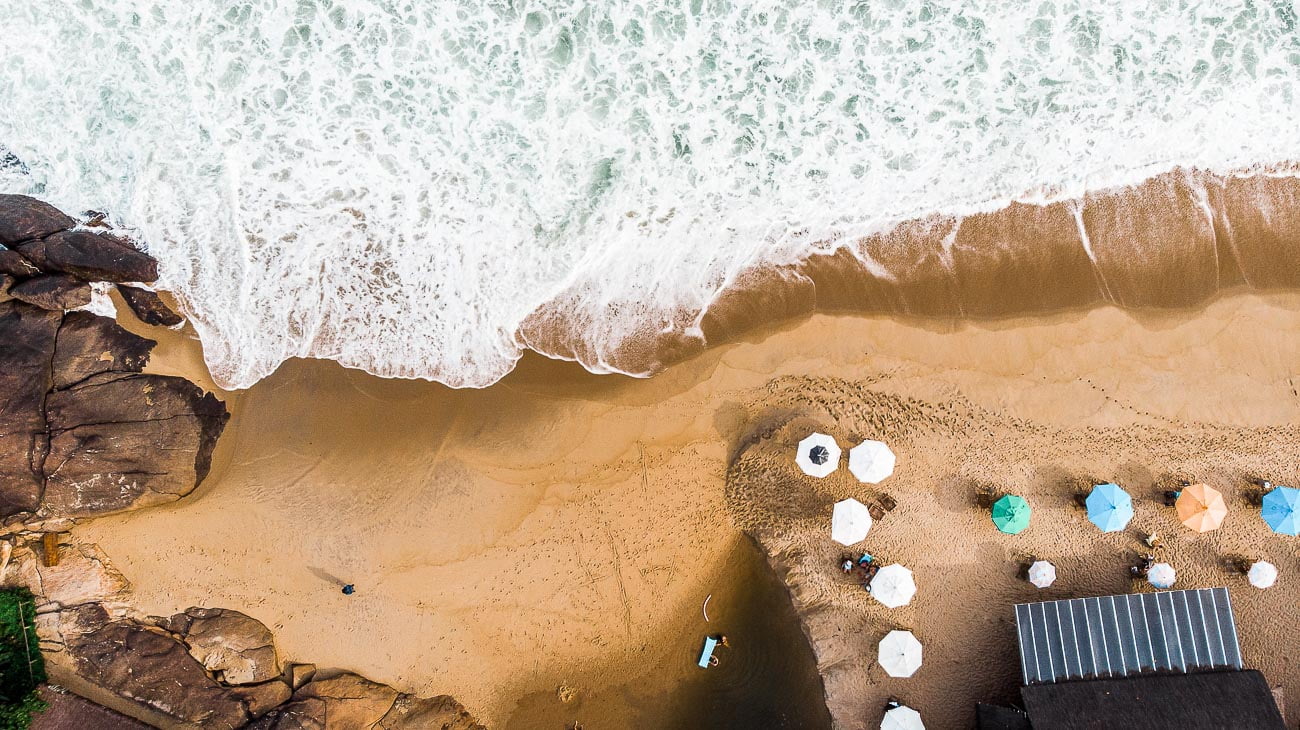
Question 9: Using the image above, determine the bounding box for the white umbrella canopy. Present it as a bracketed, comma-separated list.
[881, 705, 925, 730]
[796, 433, 841, 478]
[1147, 562, 1176, 589]
[1248, 560, 1277, 589]
[869, 564, 916, 608]
[831, 498, 873, 545]
[1028, 560, 1056, 589]
[878, 630, 923, 677]
[849, 440, 896, 484]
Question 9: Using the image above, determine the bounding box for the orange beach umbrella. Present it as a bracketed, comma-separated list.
[1176, 484, 1228, 532]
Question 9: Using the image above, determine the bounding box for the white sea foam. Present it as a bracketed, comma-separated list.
[2, 1, 1299, 388]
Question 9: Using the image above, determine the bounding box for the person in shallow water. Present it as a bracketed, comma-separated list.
[342, 584, 355, 595]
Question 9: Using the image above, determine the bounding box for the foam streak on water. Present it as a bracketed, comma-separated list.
[2, 1, 1299, 387]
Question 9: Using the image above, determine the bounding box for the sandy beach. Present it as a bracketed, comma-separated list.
[67, 290, 1300, 728]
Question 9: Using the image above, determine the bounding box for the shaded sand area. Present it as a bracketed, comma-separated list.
[77, 292, 1300, 728]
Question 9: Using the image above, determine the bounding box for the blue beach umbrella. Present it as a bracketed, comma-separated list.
[1261, 486, 1300, 536]
[1085, 482, 1134, 532]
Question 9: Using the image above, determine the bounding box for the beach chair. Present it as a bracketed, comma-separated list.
[697, 636, 719, 668]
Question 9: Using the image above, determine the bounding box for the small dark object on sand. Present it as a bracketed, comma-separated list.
[342, 584, 355, 595]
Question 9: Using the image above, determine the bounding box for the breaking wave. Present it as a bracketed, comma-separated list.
[2, 1, 1300, 387]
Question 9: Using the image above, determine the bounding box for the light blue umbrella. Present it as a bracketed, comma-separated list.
[1261, 486, 1300, 536]
[1085, 482, 1133, 532]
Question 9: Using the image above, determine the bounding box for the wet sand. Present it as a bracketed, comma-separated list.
[73, 290, 1300, 727]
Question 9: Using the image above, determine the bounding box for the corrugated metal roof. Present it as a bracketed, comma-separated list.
[1014, 588, 1242, 685]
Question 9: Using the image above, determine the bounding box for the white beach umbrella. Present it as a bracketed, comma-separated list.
[849, 440, 897, 484]
[796, 433, 841, 478]
[1147, 562, 1176, 589]
[881, 704, 925, 730]
[869, 564, 917, 608]
[1248, 560, 1277, 589]
[1027, 560, 1056, 589]
[831, 498, 873, 546]
[877, 630, 923, 678]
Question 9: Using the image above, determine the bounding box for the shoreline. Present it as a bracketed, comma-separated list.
[521, 166, 1300, 381]
[69, 289, 1300, 727]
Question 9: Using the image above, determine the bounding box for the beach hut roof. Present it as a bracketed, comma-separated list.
[796, 433, 841, 478]
[1018, 670, 1285, 729]
[831, 498, 872, 546]
[848, 440, 896, 484]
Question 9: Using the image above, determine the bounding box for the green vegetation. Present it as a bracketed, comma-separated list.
[0, 589, 45, 729]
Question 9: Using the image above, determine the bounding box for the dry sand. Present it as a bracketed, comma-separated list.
[77, 291, 1300, 728]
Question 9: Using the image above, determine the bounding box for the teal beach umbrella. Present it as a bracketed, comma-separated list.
[1085, 482, 1133, 532]
[1261, 486, 1300, 536]
[991, 495, 1031, 534]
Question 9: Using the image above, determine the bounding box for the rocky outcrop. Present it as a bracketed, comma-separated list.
[3, 536, 485, 730]
[0, 300, 228, 521]
[159, 607, 281, 685]
[0, 194, 164, 327]
[116, 284, 183, 326]
[9, 274, 91, 310]
[249, 673, 484, 730]
[0, 195, 74, 246]
[68, 621, 286, 729]
[40, 230, 158, 283]
[0, 195, 482, 729]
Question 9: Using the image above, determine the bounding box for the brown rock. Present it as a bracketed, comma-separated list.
[0, 248, 39, 277]
[376, 694, 485, 730]
[248, 674, 485, 730]
[43, 231, 158, 283]
[1, 542, 130, 612]
[42, 372, 229, 518]
[0, 194, 74, 246]
[9, 274, 92, 311]
[0, 302, 60, 515]
[52, 311, 154, 389]
[116, 285, 182, 327]
[286, 663, 317, 690]
[0, 273, 12, 303]
[169, 607, 280, 685]
[11, 239, 50, 270]
[231, 679, 294, 718]
[68, 621, 253, 729]
[249, 674, 397, 729]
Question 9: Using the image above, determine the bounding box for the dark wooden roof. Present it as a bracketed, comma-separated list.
[976, 703, 1032, 730]
[1020, 670, 1285, 729]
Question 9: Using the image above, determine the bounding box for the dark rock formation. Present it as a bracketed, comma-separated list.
[0, 194, 74, 246]
[0, 300, 228, 520]
[116, 285, 182, 326]
[0, 248, 40, 277]
[68, 621, 283, 729]
[0, 303, 60, 515]
[11, 238, 51, 270]
[159, 607, 280, 685]
[9, 275, 92, 311]
[43, 231, 157, 283]
[248, 673, 484, 730]
[52, 311, 155, 389]
[43, 372, 228, 517]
